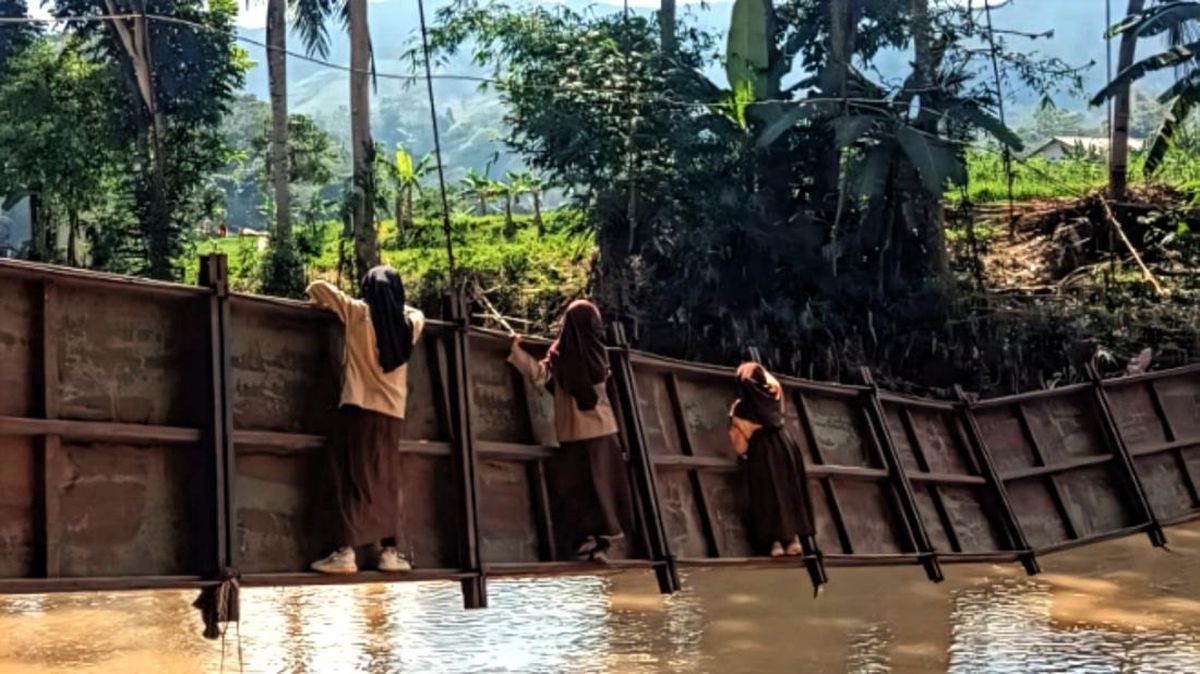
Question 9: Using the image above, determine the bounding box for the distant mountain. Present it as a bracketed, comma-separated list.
[232, 0, 1175, 175]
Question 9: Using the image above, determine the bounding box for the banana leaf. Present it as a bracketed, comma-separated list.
[726, 0, 771, 100]
[944, 102, 1024, 151]
[1146, 90, 1200, 174]
[831, 115, 880, 149]
[1090, 39, 1200, 106]
[1104, 2, 1200, 39]
[851, 142, 896, 199]
[896, 126, 966, 194]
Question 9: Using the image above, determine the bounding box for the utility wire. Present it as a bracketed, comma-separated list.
[416, 0, 456, 280]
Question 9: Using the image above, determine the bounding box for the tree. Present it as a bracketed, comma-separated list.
[420, 0, 1065, 380]
[0, 0, 36, 70]
[1110, 0, 1147, 199]
[494, 177, 516, 238]
[266, 0, 291, 244]
[659, 0, 676, 56]
[348, 0, 376, 280]
[508, 170, 547, 235]
[53, 0, 248, 278]
[0, 39, 120, 265]
[460, 168, 493, 216]
[1019, 101, 1088, 144]
[1093, 2, 1200, 177]
[389, 147, 432, 235]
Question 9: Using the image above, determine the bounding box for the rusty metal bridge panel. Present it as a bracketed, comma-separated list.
[0, 258, 1195, 603]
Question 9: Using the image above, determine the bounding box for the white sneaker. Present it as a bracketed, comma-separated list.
[311, 547, 357, 574]
[770, 541, 785, 558]
[378, 546, 412, 572]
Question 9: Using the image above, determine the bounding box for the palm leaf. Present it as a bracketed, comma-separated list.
[896, 126, 966, 194]
[289, 0, 337, 58]
[1091, 39, 1200, 106]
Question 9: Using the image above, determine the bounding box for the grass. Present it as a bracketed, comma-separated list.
[955, 147, 1200, 206]
[183, 211, 594, 331]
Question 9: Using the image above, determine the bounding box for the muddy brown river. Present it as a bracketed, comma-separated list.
[2, 524, 1199, 673]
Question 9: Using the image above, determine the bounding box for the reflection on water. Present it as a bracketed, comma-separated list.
[3, 525, 1200, 673]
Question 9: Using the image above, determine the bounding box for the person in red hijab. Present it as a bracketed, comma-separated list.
[508, 300, 635, 562]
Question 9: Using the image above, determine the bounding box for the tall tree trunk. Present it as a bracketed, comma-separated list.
[503, 195, 514, 238]
[404, 187, 414, 233]
[1110, 0, 1146, 200]
[478, 194, 487, 216]
[67, 209, 78, 266]
[29, 192, 45, 262]
[659, 0, 676, 56]
[267, 0, 291, 239]
[395, 190, 405, 236]
[819, 0, 861, 223]
[349, 0, 377, 280]
[905, 0, 947, 278]
[532, 190, 543, 236]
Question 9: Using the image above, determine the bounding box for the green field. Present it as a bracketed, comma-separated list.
[956, 148, 1200, 205]
[184, 212, 593, 330]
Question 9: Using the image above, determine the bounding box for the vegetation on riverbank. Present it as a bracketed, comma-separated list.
[185, 212, 591, 331]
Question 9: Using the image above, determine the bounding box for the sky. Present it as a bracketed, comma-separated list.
[230, 0, 1009, 30]
[23, 0, 1016, 30]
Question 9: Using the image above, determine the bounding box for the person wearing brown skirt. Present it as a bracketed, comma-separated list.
[306, 266, 425, 575]
[508, 300, 635, 562]
[730, 362, 827, 591]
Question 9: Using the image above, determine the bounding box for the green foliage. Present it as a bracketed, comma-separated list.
[0, 0, 36, 69]
[0, 39, 121, 262]
[259, 234, 307, 297]
[188, 211, 588, 328]
[40, 0, 248, 278]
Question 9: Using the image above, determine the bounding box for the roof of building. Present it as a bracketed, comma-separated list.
[1028, 135, 1145, 157]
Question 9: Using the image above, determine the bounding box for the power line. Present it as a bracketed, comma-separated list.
[416, 0, 456, 280]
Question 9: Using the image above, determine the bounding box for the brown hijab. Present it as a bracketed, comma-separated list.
[733, 362, 784, 429]
[543, 300, 609, 411]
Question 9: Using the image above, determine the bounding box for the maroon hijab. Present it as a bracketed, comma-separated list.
[733, 362, 785, 429]
[543, 300, 609, 411]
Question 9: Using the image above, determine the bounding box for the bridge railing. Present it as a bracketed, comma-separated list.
[0, 256, 1198, 605]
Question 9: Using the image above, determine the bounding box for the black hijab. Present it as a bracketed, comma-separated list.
[543, 300, 609, 411]
[733, 362, 784, 429]
[361, 265, 413, 374]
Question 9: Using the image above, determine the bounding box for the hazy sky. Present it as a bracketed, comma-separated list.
[231, 0, 1013, 30]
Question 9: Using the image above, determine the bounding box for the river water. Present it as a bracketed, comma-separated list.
[3, 524, 1200, 673]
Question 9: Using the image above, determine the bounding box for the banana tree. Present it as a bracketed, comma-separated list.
[508, 170, 547, 235]
[390, 147, 432, 235]
[460, 168, 493, 216]
[1093, 2, 1200, 178]
[492, 177, 517, 238]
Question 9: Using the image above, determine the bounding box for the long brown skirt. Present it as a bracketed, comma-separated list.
[546, 433, 636, 557]
[745, 428, 815, 554]
[327, 405, 406, 547]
